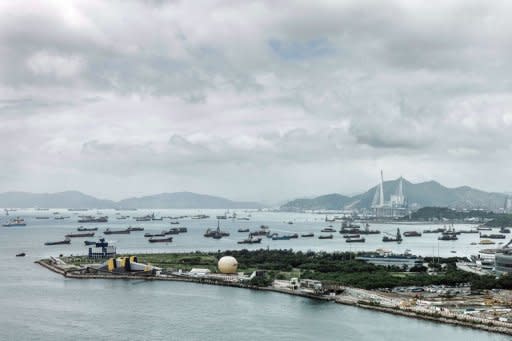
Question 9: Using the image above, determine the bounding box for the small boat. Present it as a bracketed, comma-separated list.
[403, 231, 421, 237]
[318, 234, 333, 239]
[3, 217, 26, 227]
[45, 238, 71, 246]
[65, 232, 95, 238]
[84, 240, 97, 245]
[477, 226, 492, 231]
[170, 221, 180, 225]
[178, 227, 187, 233]
[238, 228, 250, 233]
[287, 221, 293, 224]
[301, 233, 314, 237]
[500, 227, 511, 234]
[321, 228, 336, 233]
[346, 237, 365, 243]
[16, 252, 26, 257]
[77, 226, 98, 231]
[148, 237, 173, 243]
[479, 239, 495, 245]
[35, 216, 49, 219]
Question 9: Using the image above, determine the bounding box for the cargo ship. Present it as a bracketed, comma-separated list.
[204, 221, 230, 239]
[144, 232, 167, 237]
[403, 231, 422, 237]
[65, 232, 95, 238]
[480, 233, 506, 239]
[104, 228, 131, 235]
[77, 226, 98, 231]
[44, 238, 71, 246]
[237, 237, 262, 244]
[148, 237, 173, 243]
[78, 216, 108, 223]
[438, 233, 458, 241]
[343, 234, 360, 239]
[127, 226, 144, 232]
[271, 233, 298, 240]
[382, 228, 402, 243]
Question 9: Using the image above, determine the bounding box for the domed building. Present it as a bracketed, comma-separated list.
[218, 256, 238, 274]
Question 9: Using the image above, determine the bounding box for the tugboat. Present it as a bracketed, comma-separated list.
[3, 217, 26, 227]
[500, 227, 511, 234]
[382, 228, 402, 243]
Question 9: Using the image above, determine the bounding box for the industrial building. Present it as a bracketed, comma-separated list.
[371, 171, 408, 218]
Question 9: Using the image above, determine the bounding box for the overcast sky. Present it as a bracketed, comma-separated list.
[1, 0, 512, 203]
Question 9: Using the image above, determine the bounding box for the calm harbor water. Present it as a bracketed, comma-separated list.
[0, 209, 507, 340]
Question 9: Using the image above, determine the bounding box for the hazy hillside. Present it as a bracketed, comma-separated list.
[0, 191, 115, 208]
[281, 179, 508, 211]
[280, 194, 351, 211]
[0, 191, 262, 209]
[117, 192, 262, 209]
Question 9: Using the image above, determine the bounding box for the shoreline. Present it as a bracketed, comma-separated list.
[36, 259, 512, 336]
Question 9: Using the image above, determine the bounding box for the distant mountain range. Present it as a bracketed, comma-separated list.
[280, 178, 508, 211]
[0, 191, 262, 209]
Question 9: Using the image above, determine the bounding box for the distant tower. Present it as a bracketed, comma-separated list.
[505, 196, 512, 213]
[379, 170, 385, 207]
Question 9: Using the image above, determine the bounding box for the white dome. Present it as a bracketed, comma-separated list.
[218, 256, 238, 274]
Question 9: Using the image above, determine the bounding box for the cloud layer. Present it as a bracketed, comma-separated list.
[1, 1, 512, 202]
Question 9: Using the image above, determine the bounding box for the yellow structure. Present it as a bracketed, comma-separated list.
[218, 256, 238, 274]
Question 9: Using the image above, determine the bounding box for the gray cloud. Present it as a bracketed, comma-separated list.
[1, 1, 512, 202]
